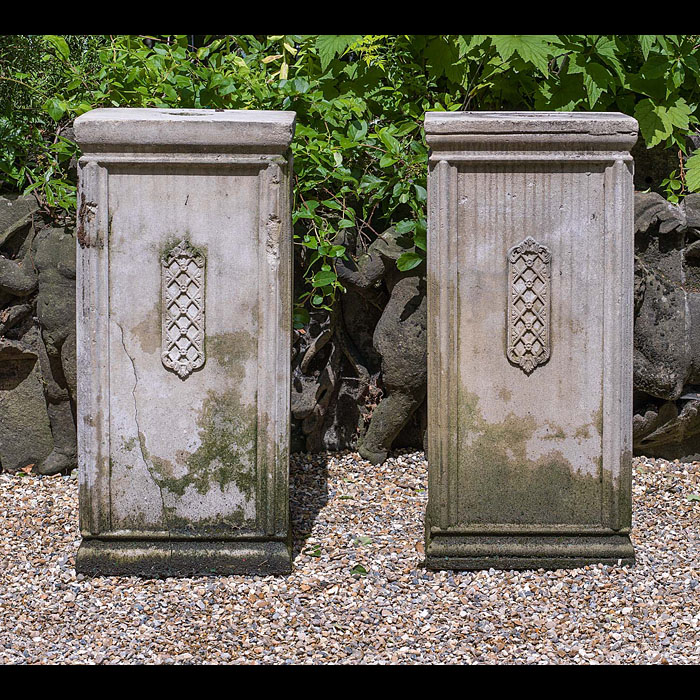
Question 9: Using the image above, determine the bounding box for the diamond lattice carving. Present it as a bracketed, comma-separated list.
[161, 240, 205, 379]
[507, 236, 551, 374]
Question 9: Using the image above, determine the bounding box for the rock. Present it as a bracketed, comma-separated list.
[634, 191, 686, 234]
[633, 256, 690, 400]
[31, 226, 77, 475]
[336, 227, 427, 465]
[632, 191, 700, 459]
[0, 194, 39, 248]
[0, 196, 55, 474]
[684, 193, 700, 230]
[0, 330, 53, 473]
[633, 398, 700, 455]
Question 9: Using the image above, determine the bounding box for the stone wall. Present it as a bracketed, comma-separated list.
[2, 159, 700, 472]
[633, 191, 700, 459]
[0, 195, 76, 474]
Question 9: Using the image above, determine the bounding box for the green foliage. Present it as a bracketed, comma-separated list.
[687, 151, 700, 194]
[2, 34, 700, 318]
[425, 34, 700, 151]
[0, 35, 107, 221]
[660, 170, 683, 204]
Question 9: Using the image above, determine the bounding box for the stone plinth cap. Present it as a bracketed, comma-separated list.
[425, 111, 638, 154]
[74, 108, 296, 153]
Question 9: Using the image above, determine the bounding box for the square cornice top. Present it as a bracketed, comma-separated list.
[75, 108, 296, 153]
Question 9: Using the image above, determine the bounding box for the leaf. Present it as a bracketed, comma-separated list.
[634, 98, 689, 148]
[43, 98, 66, 122]
[639, 35, 655, 61]
[377, 128, 400, 155]
[43, 35, 70, 61]
[425, 36, 459, 78]
[686, 150, 700, 193]
[490, 35, 558, 75]
[634, 99, 673, 148]
[395, 220, 416, 234]
[582, 63, 612, 108]
[72, 102, 92, 117]
[666, 98, 692, 131]
[293, 307, 310, 329]
[315, 35, 361, 71]
[312, 270, 337, 287]
[592, 37, 625, 82]
[536, 73, 585, 111]
[350, 564, 368, 576]
[397, 251, 423, 271]
[414, 228, 427, 252]
[457, 35, 488, 57]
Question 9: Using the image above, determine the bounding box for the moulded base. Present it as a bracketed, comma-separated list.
[424, 533, 635, 571]
[76, 538, 292, 577]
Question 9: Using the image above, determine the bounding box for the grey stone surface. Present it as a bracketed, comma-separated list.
[335, 227, 427, 465]
[424, 111, 637, 570]
[0, 195, 55, 473]
[0, 193, 39, 247]
[33, 226, 77, 475]
[686, 193, 700, 230]
[0, 224, 77, 475]
[0, 329, 53, 472]
[74, 108, 295, 576]
[632, 191, 700, 459]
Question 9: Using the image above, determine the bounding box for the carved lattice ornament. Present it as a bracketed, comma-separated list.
[507, 236, 551, 374]
[161, 240, 205, 378]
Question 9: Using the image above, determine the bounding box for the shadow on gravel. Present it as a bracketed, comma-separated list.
[289, 453, 330, 562]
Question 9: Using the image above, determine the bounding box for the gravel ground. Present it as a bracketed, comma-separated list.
[0, 452, 698, 664]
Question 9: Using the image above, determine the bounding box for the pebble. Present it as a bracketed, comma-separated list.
[0, 453, 698, 664]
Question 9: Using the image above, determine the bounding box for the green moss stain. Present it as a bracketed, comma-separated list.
[543, 422, 566, 440]
[455, 387, 604, 525]
[159, 234, 207, 262]
[121, 436, 137, 452]
[574, 425, 591, 440]
[593, 404, 604, 438]
[617, 449, 633, 527]
[207, 331, 256, 368]
[187, 389, 257, 497]
[132, 330, 261, 535]
[497, 386, 513, 403]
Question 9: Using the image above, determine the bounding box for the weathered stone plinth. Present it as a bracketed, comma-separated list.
[74, 109, 295, 576]
[424, 112, 637, 570]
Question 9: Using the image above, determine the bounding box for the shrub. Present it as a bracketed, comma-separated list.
[1, 35, 699, 318]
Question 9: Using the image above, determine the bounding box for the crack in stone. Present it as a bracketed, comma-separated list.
[116, 321, 172, 551]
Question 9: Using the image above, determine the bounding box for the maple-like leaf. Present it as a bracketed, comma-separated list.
[315, 35, 361, 71]
[489, 35, 560, 75]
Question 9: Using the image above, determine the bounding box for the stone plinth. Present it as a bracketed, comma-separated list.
[74, 109, 295, 576]
[424, 112, 637, 570]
